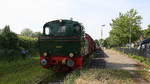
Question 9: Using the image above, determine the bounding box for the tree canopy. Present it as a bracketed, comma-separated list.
[32, 32, 42, 37]
[21, 28, 33, 37]
[143, 24, 150, 38]
[108, 9, 142, 46]
[0, 29, 2, 34]
[21, 28, 41, 37]
[0, 26, 38, 61]
[0, 25, 18, 49]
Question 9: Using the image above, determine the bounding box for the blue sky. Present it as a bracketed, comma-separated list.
[0, 0, 150, 39]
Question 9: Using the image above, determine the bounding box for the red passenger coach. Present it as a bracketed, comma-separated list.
[85, 33, 96, 55]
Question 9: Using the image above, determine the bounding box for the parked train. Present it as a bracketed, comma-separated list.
[38, 19, 96, 71]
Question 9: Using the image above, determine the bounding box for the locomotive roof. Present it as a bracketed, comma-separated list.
[43, 19, 81, 28]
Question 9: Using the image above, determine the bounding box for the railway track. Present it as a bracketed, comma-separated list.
[90, 50, 106, 69]
[90, 58, 105, 69]
[38, 72, 68, 84]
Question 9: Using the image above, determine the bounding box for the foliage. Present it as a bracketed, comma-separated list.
[0, 26, 38, 61]
[103, 37, 111, 48]
[32, 32, 42, 37]
[21, 28, 33, 37]
[94, 39, 100, 47]
[130, 54, 150, 66]
[99, 39, 104, 47]
[0, 29, 2, 34]
[143, 24, 150, 38]
[0, 57, 50, 84]
[18, 35, 37, 49]
[0, 26, 20, 61]
[21, 28, 41, 37]
[109, 9, 142, 46]
[18, 35, 38, 57]
[0, 25, 19, 49]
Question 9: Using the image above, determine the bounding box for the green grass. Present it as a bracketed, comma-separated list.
[63, 69, 85, 84]
[0, 57, 51, 84]
[128, 54, 150, 67]
[63, 69, 134, 84]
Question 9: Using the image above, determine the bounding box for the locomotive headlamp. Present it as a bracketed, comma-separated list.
[43, 52, 47, 57]
[66, 59, 74, 67]
[41, 59, 47, 65]
[69, 53, 74, 57]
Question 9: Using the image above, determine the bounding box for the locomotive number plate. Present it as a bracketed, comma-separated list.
[56, 46, 63, 48]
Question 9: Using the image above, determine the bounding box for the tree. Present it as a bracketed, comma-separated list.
[143, 24, 150, 38]
[95, 39, 100, 47]
[0, 25, 19, 49]
[32, 32, 42, 37]
[103, 37, 110, 48]
[0, 25, 20, 61]
[0, 29, 2, 34]
[109, 9, 142, 46]
[21, 28, 33, 37]
[99, 39, 104, 47]
[2, 25, 11, 33]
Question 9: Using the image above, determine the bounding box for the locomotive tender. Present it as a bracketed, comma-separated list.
[38, 19, 96, 71]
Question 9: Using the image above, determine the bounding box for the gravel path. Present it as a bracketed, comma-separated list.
[104, 49, 141, 70]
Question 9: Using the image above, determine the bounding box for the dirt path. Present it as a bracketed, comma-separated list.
[104, 49, 150, 84]
[104, 49, 142, 70]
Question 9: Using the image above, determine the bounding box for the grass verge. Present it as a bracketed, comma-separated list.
[128, 54, 150, 67]
[0, 57, 52, 84]
[63, 51, 134, 84]
[63, 69, 134, 84]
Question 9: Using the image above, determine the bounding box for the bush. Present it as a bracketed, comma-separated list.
[18, 35, 38, 56]
[0, 26, 38, 61]
[0, 26, 19, 49]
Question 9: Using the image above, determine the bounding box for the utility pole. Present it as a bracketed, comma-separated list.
[100, 25, 105, 47]
[101, 27, 103, 40]
[129, 21, 132, 49]
[101, 25, 105, 39]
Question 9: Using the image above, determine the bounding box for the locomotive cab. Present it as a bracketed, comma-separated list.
[43, 21, 83, 36]
[38, 20, 85, 71]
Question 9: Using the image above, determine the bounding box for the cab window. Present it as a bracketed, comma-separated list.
[44, 27, 51, 35]
[73, 25, 81, 33]
[75, 25, 81, 32]
[58, 26, 66, 33]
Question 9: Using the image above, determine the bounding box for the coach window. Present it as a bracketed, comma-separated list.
[45, 27, 51, 35]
